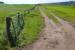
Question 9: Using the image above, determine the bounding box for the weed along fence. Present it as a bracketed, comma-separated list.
[5, 6, 37, 48]
[6, 13, 24, 47]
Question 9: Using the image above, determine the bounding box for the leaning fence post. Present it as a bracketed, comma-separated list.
[6, 17, 16, 47]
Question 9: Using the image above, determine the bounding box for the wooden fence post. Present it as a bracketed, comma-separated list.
[6, 17, 16, 47]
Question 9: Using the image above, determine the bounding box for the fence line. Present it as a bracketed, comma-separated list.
[6, 5, 37, 47]
[6, 17, 16, 47]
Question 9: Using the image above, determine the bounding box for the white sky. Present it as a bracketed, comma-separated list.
[0, 0, 74, 4]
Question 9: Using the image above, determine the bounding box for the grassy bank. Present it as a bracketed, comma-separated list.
[41, 5, 75, 26]
[0, 4, 44, 50]
[17, 8, 44, 46]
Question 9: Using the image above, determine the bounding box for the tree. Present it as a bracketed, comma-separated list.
[0, 1, 4, 4]
[70, 0, 75, 6]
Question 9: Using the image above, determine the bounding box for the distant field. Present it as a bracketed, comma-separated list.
[0, 4, 33, 30]
[1, 4, 75, 50]
[41, 5, 75, 26]
[0, 4, 44, 50]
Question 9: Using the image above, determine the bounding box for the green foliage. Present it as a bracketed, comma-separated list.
[41, 5, 75, 25]
[0, 4, 33, 49]
[0, 4, 44, 50]
[17, 9, 44, 46]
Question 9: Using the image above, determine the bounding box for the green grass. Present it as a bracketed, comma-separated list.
[40, 6, 59, 23]
[41, 5, 75, 25]
[0, 4, 44, 50]
[17, 8, 44, 46]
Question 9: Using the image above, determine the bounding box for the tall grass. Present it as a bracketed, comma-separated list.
[0, 4, 44, 50]
[42, 5, 75, 26]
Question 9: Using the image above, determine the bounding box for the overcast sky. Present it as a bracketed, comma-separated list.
[0, 0, 74, 4]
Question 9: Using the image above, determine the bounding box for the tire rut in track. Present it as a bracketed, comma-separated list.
[50, 12, 75, 50]
[17, 8, 75, 50]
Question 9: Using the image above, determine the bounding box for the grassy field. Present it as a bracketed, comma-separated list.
[1, 4, 75, 50]
[0, 4, 44, 50]
[18, 8, 44, 46]
[41, 5, 75, 25]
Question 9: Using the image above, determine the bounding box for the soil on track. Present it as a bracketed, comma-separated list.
[17, 8, 75, 50]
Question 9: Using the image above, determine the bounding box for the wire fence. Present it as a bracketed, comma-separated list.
[5, 5, 37, 47]
[6, 13, 25, 47]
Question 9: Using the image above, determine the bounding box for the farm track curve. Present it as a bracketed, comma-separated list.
[17, 8, 75, 50]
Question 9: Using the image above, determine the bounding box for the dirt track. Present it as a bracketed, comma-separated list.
[17, 8, 75, 50]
